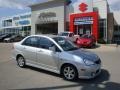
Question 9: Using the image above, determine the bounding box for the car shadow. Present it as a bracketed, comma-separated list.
[25, 66, 61, 78]
[92, 44, 101, 49]
[87, 44, 101, 49]
[76, 44, 101, 50]
[14, 68, 120, 90]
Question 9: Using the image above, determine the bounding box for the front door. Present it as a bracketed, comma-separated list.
[36, 37, 59, 71]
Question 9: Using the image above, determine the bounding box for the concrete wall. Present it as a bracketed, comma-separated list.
[113, 12, 120, 25]
[30, 0, 65, 35]
[94, 0, 108, 41]
[108, 13, 114, 43]
[93, 0, 108, 19]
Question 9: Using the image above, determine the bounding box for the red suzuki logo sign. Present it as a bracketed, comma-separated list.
[79, 3, 88, 12]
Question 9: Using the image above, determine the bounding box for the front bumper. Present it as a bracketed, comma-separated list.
[78, 64, 101, 79]
[77, 42, 93, 48]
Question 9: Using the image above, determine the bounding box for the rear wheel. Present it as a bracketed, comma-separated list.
[62, 65, 78, 80]
[17, 56, 26, 68]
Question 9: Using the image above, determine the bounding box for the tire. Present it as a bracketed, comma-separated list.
[10, 40, 12, 42]
[17, 56, 26, 68]
[62, 65, 78, 80]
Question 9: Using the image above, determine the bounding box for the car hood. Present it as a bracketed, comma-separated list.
[79, 38, 91, 42]
[68, 49, 99, 62]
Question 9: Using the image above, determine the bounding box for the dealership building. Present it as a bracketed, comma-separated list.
[0, 13, 31, 36]
[1, 0, 120, 43]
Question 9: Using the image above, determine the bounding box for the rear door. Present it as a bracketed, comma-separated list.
[22, 36, 39, 64]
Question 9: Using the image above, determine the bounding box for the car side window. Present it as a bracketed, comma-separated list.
[38, 37, 61, 52]
[22, 37, 39, 47]
[38, 37, 54, 50]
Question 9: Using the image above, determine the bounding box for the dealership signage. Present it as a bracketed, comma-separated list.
[15, 20, 30, 26]
[13, 14, 31, 21]
[79, 3, 88, 12]
[38, 12, 57, 23]
[74, 17, 93, 25]
[39, 12, 56, 18]
[19, 20, 30, 25]
[72, 0, 93, 13]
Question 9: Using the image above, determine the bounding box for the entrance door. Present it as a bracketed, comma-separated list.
[75, 24, 92, 36]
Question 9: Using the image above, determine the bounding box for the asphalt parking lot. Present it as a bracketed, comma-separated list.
[0, 43, 120, 90]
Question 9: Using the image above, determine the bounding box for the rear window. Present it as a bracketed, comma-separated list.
[22, 37, 39, 47]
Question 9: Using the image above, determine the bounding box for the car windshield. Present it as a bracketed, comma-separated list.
[81, 35, 91, 38]
[59, 32, 69, 36]
[53, 37, 79, 51]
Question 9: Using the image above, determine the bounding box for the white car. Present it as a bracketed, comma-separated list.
[58, 32, 79, 42]
[12, 35, 101, 80]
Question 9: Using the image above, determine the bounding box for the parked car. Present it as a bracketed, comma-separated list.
[76, 34, 96, 48]
[4, 35, 24, 42]
[0, 34, 4, 36]
[0, 34, 13, 42]
[58, 32, 79, 42]
[12, 35, 101, 80]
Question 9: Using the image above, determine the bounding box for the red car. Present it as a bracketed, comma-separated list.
[76, 34, 96, 48]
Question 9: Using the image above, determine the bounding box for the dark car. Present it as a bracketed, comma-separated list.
[76, 34, 96, 48]
[0, 34, 13, 42]
[4, 35, 24, 42]
[0, 34, 5, 36]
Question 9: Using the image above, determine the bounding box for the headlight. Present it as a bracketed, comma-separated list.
[83, 59, 95, 66]
[87, 41, 91, 44]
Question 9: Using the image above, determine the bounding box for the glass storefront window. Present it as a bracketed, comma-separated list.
[113, 25, 120, 44]
[99, 19, 107, 39]
[2, 19, 12, 27]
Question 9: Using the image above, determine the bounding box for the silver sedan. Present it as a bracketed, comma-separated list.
[12, 35, 101, 80]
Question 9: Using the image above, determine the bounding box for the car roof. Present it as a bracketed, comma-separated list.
[29, 34, 59, 38]
[60, 31, 73, 33]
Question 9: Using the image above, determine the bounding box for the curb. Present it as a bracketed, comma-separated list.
[98, 44, 119, 47]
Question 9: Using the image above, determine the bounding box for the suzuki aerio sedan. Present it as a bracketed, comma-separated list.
[12, 35, 101, 80]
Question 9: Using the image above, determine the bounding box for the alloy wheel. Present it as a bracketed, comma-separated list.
[63, 66, 77, 80]
[17, 56, 25, 68]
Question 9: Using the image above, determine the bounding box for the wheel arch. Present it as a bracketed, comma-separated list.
[16, 54, 24, 61]
[60, 63, 78, 75]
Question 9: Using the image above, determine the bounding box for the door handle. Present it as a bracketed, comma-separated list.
[38, 50, 43, 52]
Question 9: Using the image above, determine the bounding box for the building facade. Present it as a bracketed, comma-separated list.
[30, 0, 112, 42]
[0, 13, 31, 36]
[0, 0, 120, 44]
[30, 0, 66, 35]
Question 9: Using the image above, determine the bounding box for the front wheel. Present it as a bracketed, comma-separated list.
[17, 56, 26, 68]
[62, 65, 78, 80]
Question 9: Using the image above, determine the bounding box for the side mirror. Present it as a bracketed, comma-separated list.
[49, 46, 56, 52]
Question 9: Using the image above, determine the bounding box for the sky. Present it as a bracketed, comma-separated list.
[0, 0, 120, 18]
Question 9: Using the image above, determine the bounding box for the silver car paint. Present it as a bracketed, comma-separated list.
[13, 35, 101, 79]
